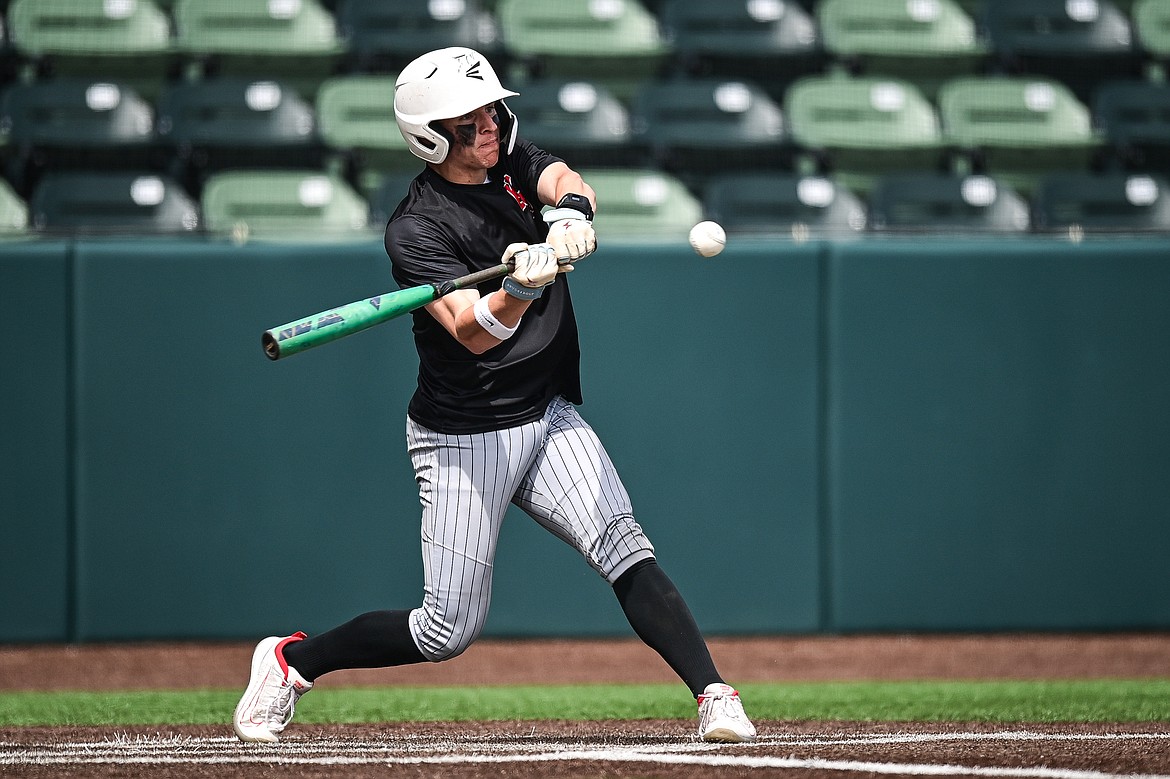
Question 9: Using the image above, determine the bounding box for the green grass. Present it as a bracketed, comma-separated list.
[1, 680, 1168, 727]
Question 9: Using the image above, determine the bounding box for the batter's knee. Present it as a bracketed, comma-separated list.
[597, 516, 657, 584]
[408, 605, 484, 662]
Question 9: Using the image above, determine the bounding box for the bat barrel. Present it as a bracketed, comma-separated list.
[261, 285, 437, 360]
[260, 263, 511, 361]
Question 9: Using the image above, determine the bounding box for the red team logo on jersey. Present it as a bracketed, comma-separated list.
[503, 174, 529, 212]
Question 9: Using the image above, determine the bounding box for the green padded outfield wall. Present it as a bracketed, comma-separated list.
[2, 236, 1169, 641]
[0, 242, 72, 642]
[68, 239, 424, 641]
[825, 239, 1170, 631]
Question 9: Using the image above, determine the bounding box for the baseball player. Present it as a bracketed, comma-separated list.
[233, 47, 755, 745]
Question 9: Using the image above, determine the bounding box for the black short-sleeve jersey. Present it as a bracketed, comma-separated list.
[384, 139, 583, 434]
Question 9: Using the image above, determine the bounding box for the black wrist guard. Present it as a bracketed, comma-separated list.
[555, 192, 594, 221]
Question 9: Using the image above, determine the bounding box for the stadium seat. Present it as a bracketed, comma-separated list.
[0, 175, 29, 234]
[574, 167, 702, 237]
[817, 0, 988, 98]
[155, 79, 324, 190]
[656, 0, 825, 101]
[703, 173, 866, 236]
[6, 0, 175, 97]
[0, 79, 158, 195]
[200, 169, 370, 236]
[335, 0, 503, 71]
[1031, 171, 1170, 232]
[504, 79, 644, 169]
[938, 76, 1104, 195]
[982, 0, 1141, 102]
[29, 171, 199, 233]
[867, 172, 1029, 232]
[496, 0, 669, 100]
[784, 75, 946, 194]
[315, 75, 417, 195]
[629, 78, 788, 187]
[1133, 0, 1170, 77]
[172, 0, 344, 99]
[1094, 80, 1170, 175]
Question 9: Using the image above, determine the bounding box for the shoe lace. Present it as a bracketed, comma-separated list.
[264, 679, 300, 728]
[701, 691, 745, 728]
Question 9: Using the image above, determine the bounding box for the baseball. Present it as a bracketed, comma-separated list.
[689, 221, 726, 257]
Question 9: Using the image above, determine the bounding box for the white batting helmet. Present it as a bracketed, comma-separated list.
[394, 47, 519, 164]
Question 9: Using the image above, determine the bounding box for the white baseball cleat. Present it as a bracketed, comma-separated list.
[233, 632, 312, 743]
[697, 682, 757, 743]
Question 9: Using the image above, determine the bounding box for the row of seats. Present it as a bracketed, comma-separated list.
[2, 168, 1167, 238]
[1, 0, 1170, 103]
[2, 73, 1168, 201]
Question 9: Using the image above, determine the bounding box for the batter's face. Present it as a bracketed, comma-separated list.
[439, 104, 500, 174]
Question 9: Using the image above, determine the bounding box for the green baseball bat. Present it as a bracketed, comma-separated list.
[262, 262, 510, 360]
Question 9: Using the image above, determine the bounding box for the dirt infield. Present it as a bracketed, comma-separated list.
[2, 634, 1169, 778]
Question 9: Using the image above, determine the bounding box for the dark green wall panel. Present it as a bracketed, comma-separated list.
[70, 239, 425, 640]
[826, 239, 1170, 631]
[4, 235, 1170, 642]
[0, 241, 72, 641]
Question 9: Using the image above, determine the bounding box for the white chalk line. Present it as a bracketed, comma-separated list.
[2, 730, 1169, 779]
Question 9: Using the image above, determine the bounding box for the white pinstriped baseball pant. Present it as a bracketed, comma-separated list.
[405, 395, 656, 662]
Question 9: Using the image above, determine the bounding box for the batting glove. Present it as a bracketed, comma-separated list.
[544, 193, 596, 263]
[503, 242, 562, 299]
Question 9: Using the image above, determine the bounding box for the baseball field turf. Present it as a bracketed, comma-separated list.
[3, 636, 1168, 778]
[2, 679, 1169, 726]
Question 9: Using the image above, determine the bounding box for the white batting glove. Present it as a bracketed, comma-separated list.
[545, 208, 596, 263]
[503, 242, 561, 291]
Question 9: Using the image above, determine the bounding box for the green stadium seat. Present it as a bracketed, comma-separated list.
[784, 75, 946, 194]
[629, 78, 788, 188]
[497, 0, 669, 100]
[1094, 81, 1170, 175]
[703, 173, 866, 236]
[867, 172, 1029, 232]
[1031, 171, 1170, 232]
[0, 79, 158, 195]
[29, 171, 198, 233]
[200, 169, 370, 237]
[315, 75, 417, 195]
[938, 76, 1104, 195]
[335, 0, 503, 71]
[982, 0, 1141, 102]
[817, 0, 988, 98]
[155, 79, 324, 190]
[172, 0, 344, 99]
[6, 0, 175, 99]
[656, 0, 825, 101]
[1133, 0, 1170, 76]
[576, 167, 702, 238]
[505, 79, 643, 169]
[0, 175, 29, 234]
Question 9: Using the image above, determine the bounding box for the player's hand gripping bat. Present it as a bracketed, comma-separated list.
[261, 262, 511, 361]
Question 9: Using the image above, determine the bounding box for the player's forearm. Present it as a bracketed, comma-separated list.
[456, 290, 532, 354]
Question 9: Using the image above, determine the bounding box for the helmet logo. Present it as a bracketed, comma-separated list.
[454, 52, 484, 80]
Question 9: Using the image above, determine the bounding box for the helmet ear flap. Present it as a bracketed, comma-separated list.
[496, 99, 518, 155]
[428, 120, 454, 147]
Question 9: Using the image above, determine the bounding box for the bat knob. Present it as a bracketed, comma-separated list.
[261, 332, 281, 361]
[434, 281, 456, 297]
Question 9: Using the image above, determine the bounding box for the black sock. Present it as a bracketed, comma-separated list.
[612, 559, 722, 697]
[281, 609, 427, 682]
